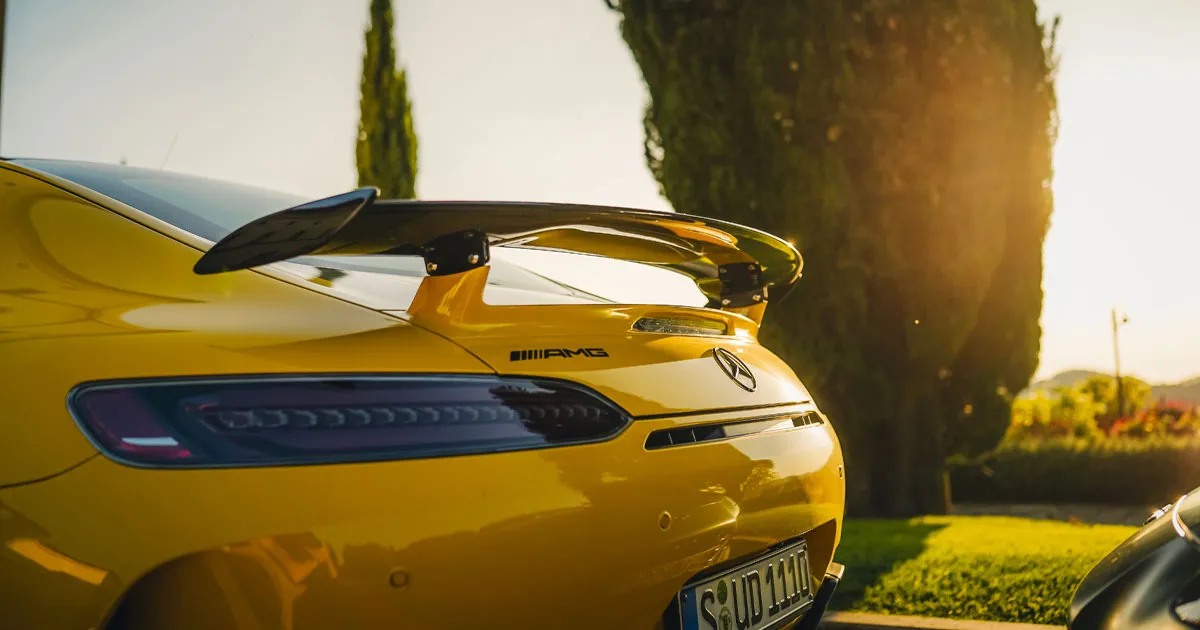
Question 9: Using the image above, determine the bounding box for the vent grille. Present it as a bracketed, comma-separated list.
[644, 411, 824, 450]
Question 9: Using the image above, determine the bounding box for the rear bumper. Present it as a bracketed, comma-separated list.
[0, 404, 844, 630]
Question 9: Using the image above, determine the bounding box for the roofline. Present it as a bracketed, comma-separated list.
[5, 157, 680, 214]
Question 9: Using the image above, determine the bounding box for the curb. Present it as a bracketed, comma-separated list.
[819, 612, 1060, 630]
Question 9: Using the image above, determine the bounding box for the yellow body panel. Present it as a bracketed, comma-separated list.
[0, 163, 845, 629]
[0, 166, 489, 487]
[398, 268, 813, 416]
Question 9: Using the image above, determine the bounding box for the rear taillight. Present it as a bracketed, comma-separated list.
[68, 375, 629, 468]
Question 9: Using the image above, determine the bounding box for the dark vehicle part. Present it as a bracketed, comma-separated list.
[1070, 491, 1200, 629]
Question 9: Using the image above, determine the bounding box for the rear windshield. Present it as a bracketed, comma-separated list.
[15, 159, 707, 308]
[13, 159, 307, 243]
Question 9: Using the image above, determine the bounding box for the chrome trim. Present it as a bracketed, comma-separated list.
[636, 401, 813, 421]
[713, 347, 757, 392]
[825, 562, 845, 581]
[1170, 494, 1200, 550]
[1146, 502, 1176, 526]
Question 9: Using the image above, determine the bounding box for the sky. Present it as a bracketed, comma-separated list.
[3, 0, 1198, 384]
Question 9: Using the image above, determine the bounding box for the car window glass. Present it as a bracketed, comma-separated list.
[12, 159, 620, 305]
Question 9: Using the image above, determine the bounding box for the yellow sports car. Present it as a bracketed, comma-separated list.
[0, 159, 845, 630]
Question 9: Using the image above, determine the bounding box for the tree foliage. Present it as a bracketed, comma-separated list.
[613, 0, 1058, 516]
[940, 14, 1059, 461]
[356, 0, 417, 198]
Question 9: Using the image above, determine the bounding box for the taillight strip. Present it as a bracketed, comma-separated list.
[67, 374, 631, 469]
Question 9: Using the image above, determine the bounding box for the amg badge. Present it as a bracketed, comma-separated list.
[509, 348, 609, 362]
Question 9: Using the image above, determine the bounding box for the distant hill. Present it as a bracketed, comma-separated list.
[1025, 370, 1106, 392]
[1156, 377, 1200, 406]
[1023, 370, 1200, 406]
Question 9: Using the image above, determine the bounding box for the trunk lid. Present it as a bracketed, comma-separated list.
[253, 258, 813, 417]
[187, 189, 813, 416]
[389, 267, 814, 416]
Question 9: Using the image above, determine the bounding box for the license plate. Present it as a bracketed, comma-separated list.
[679, 540, 814, 630]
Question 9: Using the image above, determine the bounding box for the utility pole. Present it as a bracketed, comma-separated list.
[0, 0, 7, 153]
[1112, 308, 1129, 419]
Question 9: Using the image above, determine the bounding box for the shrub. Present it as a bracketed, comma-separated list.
[1006, 375, 1160, 441]
[1007, 389, 1105, 441]
[950, 436, 1200, 505]
[1110, 401, 1200, 438]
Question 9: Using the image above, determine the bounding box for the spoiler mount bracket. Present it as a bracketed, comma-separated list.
[711, 261, 768, 309]
[421, 228, 490, 276]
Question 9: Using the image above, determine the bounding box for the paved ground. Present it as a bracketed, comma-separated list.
[820, 612, 1057, 629]
[950, 502, 1160, 527]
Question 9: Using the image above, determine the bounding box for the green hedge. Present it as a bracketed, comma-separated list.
[950, 437, 1200, 506]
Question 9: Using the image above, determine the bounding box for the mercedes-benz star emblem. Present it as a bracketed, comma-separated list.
[712, 347, 757, 392]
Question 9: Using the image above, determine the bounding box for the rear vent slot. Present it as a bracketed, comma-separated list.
[644, 411, 824, 450]
[632, 316, 729, 337]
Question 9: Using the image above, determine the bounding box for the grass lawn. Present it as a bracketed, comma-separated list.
[829, 516, 1137, 626]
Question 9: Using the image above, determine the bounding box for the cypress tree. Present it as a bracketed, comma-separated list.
[943, 18, 1059, 464]
[356, 0, 417, 199]
[612, 0, 1058, 516]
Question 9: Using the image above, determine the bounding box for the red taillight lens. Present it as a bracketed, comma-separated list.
[69, 376, 630, 467]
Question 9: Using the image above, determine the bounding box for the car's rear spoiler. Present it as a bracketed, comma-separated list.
[193, 187, 803, 312]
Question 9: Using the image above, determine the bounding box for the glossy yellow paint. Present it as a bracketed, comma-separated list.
[0, 163, 845, 629]
[0, 166, 489, 487]
[401, 267, 813, 416]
